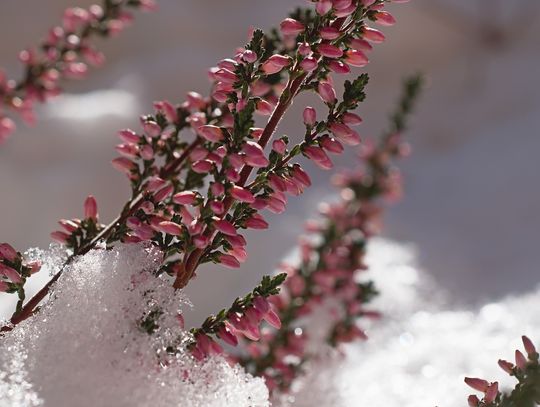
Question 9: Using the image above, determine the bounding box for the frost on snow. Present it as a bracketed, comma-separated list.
[0, 243, 269, 407]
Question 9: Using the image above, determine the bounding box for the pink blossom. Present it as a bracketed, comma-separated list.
[230, 185, 255, 203]
[318, 82, 337, 104]
[345, 50, 369, 67]
[280, 18, 305, 36]
[303, 107, 317, 127]
[362, 27, 386, 43]
[219, 254, 241, 269]
[155, 221, 183, 236]
[0, 243, 18, 262]
[214, 219, 237, 236]
[317, 43, 343, 58]
[198, 125, 224, 142]
[262, 55, 291, 74]
[173, 191, 198, 205]
[84, 195, 98, 220]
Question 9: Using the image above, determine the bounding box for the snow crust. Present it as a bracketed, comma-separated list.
[0, 243, 269, 407]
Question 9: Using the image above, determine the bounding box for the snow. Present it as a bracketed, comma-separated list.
[0, 243, 269, 407]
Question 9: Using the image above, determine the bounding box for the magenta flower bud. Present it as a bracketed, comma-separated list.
[142, 121, 161, 138]
[262, 55, 291, 74]
[0, 264, 22, 284]
[268, 174, 287, 192]
[242, 49, 258, 63]
[211, 182, 225, 196]
[464, 378, 489, 392]
[51, 231, 70, 243]
[318, 82, 337, 105]
[112, 157, 135, 174]
[186, 91, 206, 110]
[362, 27, 386, 43]
[0, 243, 18, 262]
[346, 50, 369, 67]
[118, 129, 140, 143]
[0, 117, 16, 144]
[115, 143, 139, 158]
[229, 246, 248, 263]
[266, 196, 286, 214]
[219, 254, 241, 269]
[298, 42, 312, 56]
[303, 107, 317, 127]
[154, 100, 178, 123]
[146, 177, 166, 193]
[126, 216, 142, 230]
[154, 184, 174, 202]
[140, 145, 154, 161]
[280, 18, 305, 36]
[467, 395, 480, 407]
[198, 125, 224, 142]
[328, 60, 351, 74]
[320, 135, 344, 154]
[230, 185, 255, 203]
[214, 219, 237, 236]
[335, 4, 356, 17]
[245, 214, 269, 230]
[334, 0, 352, 9]
[173, 191, 197, 205]
[522, 335, 537, 357]
[497, 359, 514, 374]
[263, 308, 282, 329]
[484, 382, 499, 404]
[515, 350, 527, 370]
[300, 57, 318, 72]
[193, 235, 210, 249]
[0, 281, 9, 292]
[217, 324, 238, 347]
[250, 127, 264, 139]
[374, 11, 396, 26]
[272, 139, 287, 154]
[320, 27, 340, 40]
[252, 198, 268, 210]
[192, 160, 213, 174]
[342, 112, 363, 125]
[292, 165, 312, 187]
[226, 169, 240, 183]
[304, 146, 333, 169]
[317, 43, 343, 58]
[214, 68, 237, 84]
[349, 38, 373, 52]
[256, 99, 274, 116]
[84, 195, 98, 220]
[253, 296, 270, 314]
[155, 221, 183, 236]
[316, 0, 333, 15]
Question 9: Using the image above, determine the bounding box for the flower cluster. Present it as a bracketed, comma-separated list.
[234, 75, 423, 393]
[185, 274, 286, 360]
[0, 0, 155, 144]
[465, 336, 540, 407]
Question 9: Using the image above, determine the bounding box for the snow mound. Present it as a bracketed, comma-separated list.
[0, 243, 269, 407]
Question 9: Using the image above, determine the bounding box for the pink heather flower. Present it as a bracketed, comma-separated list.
[280, 18, 305, 36]
[142, 121, 161, 137]
[328, 60, 351, 74]
[140, 145, 154, 161]
[155, 221, 183, 236]
[263, 308, 282, 329]
[112, 157, 135, 174]
[0, 117, 16, 144]
[272, 139, 287, 154]
[268, 174, 286, 192]
[146, 177, 166, 193]
[362, 27, 386, 43]
[214, 219, 237, 236]
[154, 100, 178, 123]
[316, 0, 333, 15]
[464, 377, 489, 392]
[515, 349, 527, 370]
[345, 50, 369, 67]
[187, 91, 206, 110]
[374, 11, 396, 26]
[261, 54, 291, 74]
[229, 246, 248, 263]
[304, 146, 333, 169]
[300, 57, 318, 72]
[298, 42, 312, 56]
[256, 99, 274, 116]
[214, 68, 237, 84]
[198, 125, 224, 142]
[82, 47, 105, 67]
[118, 129, 140, 143]
[292, 165, 312, 187]
[0, 281, 9, 292]
[317, 43, 343, 58]
[1, 266, 22, 284]
[211, 182, 225, 197]
[303, 107, 317, 127]
[218, 324, 239, 347]
[245, 214, 269, 230]
[484, 382, 499, 404]
[116, 143, 139, 158]
[342, 112, 363, 125]
[231, 185, 255, 203]
[467, 395, 480, 407]
[350, 38, 373, 52]
[192, 160, 213, 174]
[193, 235, 210, 249]
[320, 27, 340, 40]
[318, 82, 337, 104]
[253, 296, 270, 314]
[334, 0, 352, 9]
[84, 195, 98, 220]
[51, 231, 70, 243]
[320, 135, 344, 154]
[498, 359, 514, 374]
[27, 261, 41, 275]
[0, 243, 18, 262]
[522, 335, 537, 357]
[173, 191, 198, 205]
[219, 254, 241, 269]
[242, 50, 258, 63]
[335, 4, 356, 17]
[153, 184, 174, 202]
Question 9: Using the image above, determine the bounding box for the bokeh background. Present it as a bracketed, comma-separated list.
[1, 0, 540, 325]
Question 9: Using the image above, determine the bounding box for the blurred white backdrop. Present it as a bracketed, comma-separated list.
[1, 0, 540, 324]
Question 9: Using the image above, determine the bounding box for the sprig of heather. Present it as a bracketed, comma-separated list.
[0, 0, 156, 144]
[183, 273, 286, 360]
[2, 0, 409, 332]
[236, 75, 422, 393]
[465, 336, 540, 407]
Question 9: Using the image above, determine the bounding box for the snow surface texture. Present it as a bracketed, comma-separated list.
[283, 238, 540, 407]
[0, 243, 269, 407]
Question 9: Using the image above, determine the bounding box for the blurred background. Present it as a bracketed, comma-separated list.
[1, 0, 540, 324]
